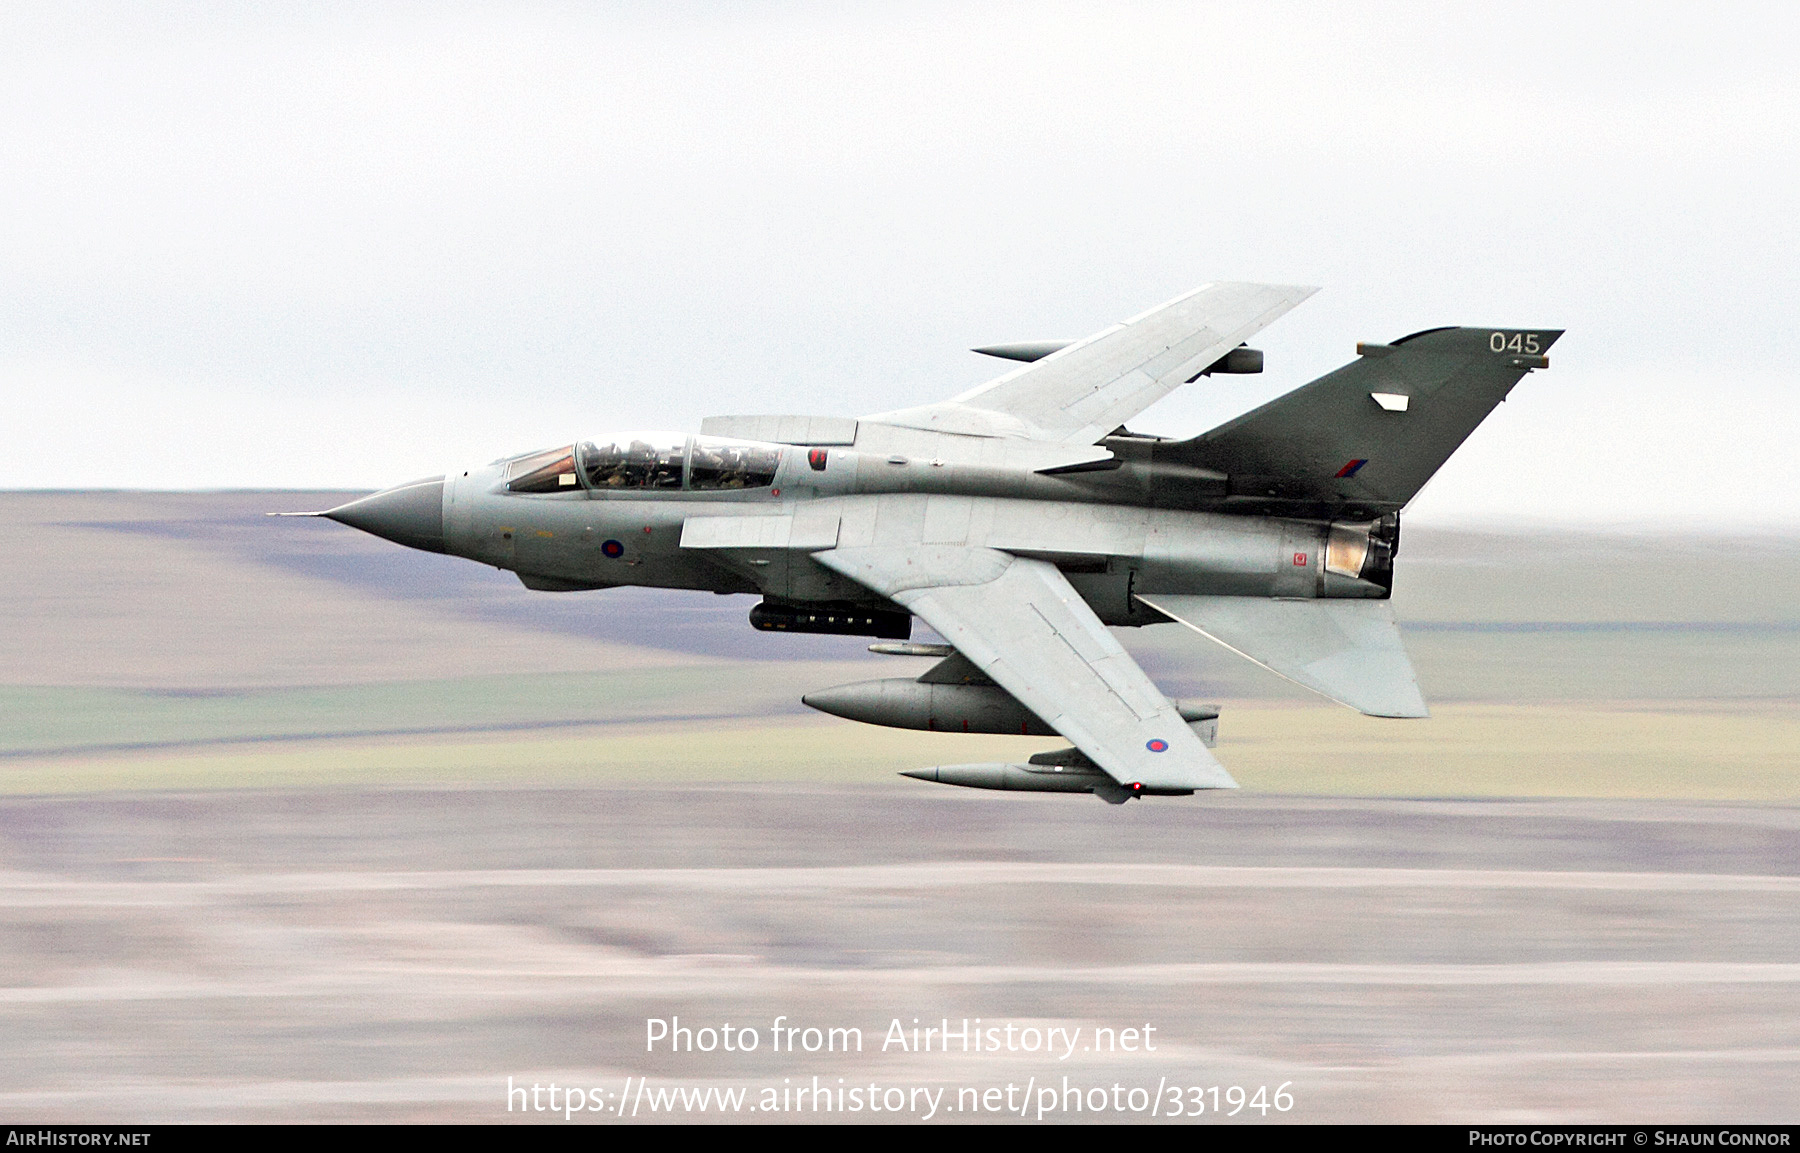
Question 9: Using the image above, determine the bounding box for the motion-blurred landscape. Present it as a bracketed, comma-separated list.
[4, 491, 1795, 796]
[4, 0, 1798, 1127]
[2, 492, 1798, 1122]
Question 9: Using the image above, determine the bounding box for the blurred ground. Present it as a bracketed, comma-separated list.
[2, 704, 1798, 801]
[1, 788, 1797, 1123]
[0, 492, 1796, 1123]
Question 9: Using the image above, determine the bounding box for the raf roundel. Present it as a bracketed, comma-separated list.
[1146, 739, 1169, 753]
[601, 539, 625, 559]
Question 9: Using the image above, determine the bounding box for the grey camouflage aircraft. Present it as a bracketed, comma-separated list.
[291, 283, 1560, 803]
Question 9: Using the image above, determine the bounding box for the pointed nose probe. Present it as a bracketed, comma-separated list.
[318, 476, 447, 553]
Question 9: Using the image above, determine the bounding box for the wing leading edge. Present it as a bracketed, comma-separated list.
[865, 281, 1317, 443]
[814, 546, 1237, 791]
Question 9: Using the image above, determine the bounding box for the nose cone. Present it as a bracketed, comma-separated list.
[323, 476, 446, 553]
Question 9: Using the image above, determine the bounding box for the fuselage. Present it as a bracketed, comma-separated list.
[402, 432, 1395, 627]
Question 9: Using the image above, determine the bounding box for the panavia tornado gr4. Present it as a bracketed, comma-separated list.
[293, 283, 1559, 803]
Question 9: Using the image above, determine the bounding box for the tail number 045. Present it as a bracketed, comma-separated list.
[1490, 331, 1541, 354]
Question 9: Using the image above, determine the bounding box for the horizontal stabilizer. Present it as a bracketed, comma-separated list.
[1135, 594, 1428, 718]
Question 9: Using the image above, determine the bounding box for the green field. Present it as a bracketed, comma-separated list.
[6, 701, 1798, 802]
[0, 666, 830, 756]
[2, 492, 1798, 800]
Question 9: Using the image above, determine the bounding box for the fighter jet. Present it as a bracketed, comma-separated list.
[294, 283, 1560, 803]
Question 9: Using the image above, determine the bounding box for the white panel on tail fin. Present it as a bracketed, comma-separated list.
[1135, 594, 1429, 719]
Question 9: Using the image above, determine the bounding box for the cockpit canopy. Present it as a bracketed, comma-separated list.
[581, 436, 684, 490]
[504, 434, 783, 494]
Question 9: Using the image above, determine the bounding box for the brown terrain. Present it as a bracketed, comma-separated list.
[1, 491, 1797, 1122]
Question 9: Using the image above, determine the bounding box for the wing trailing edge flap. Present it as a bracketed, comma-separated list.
[815, 546, 1236, 791]
[1135, 594, 1427, 718]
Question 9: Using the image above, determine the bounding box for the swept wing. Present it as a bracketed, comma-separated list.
[814, 545, 1236, 791]
[865, 281, 1316, 443]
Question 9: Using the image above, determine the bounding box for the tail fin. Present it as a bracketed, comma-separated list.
[1158, 326, 1562, 516]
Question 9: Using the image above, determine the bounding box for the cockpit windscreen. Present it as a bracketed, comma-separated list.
[505, 445, 580, 493]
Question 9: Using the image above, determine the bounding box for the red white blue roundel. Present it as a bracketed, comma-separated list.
[1146, 738, 1169, 753]
[601, 539, 625, 558]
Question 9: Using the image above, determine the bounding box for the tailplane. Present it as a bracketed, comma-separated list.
[1136, 594, 1428, 718]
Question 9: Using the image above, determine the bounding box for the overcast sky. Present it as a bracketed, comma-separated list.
[2, 2, 1796, 526]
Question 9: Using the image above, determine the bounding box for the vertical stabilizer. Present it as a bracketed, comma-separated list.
[1160, 326, 1562, 515]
